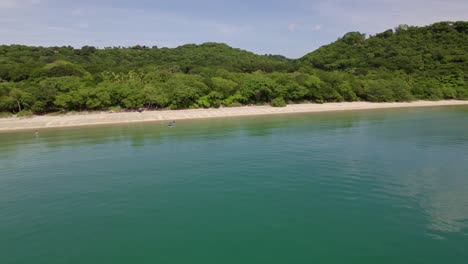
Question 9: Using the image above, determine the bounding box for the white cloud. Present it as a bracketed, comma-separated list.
[0, 0, 16, 8]
[312, 24, 322, 31]
[215, 24, 244, 35]
[71, 8, 84, 16]
[313, 0, 468, 35]
[0, 0, 41, 8]
[46, 26, 67, 31]
[288, 23, 299, 32]
[77, 22, 89, 29]
[71, 8, 96, 17]
[0, 18, 18, 23]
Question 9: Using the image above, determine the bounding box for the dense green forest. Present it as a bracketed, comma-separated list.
[0, 21, 467, 116]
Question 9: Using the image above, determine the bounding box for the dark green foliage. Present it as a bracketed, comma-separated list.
[0, 21, 466, 114]
[271, 97, 287, 107]
[16, 109, 33, 118]
[299, 21, 468, 75]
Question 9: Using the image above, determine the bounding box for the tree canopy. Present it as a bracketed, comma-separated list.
[0, 21, 467, 115]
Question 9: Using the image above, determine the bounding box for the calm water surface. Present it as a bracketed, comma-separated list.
[1, 106, 468, 263]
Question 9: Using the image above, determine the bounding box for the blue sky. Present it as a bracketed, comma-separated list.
[0, 0, 467, 58]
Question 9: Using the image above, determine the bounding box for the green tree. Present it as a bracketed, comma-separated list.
[9, 88, 31, 112]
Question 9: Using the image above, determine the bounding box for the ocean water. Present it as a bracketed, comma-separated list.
[1, 106, 468, 264]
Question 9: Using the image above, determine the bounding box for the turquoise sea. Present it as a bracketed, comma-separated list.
[1, 106, 468, 263]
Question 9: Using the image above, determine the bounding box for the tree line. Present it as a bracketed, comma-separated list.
[0, 21, 467, 116]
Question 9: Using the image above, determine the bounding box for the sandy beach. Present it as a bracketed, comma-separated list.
[0, 100, 467, 131]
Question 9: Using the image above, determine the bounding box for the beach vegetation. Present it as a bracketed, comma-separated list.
[0, 21, 466, 114]
[271, 97, 287, 107]
[16, 109, 33, 118]
[0, 112, 13, 118]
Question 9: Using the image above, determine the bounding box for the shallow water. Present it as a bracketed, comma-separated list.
[1, 106, 468, 263]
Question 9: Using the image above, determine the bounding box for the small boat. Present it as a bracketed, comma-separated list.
[168, 121, 176, 127]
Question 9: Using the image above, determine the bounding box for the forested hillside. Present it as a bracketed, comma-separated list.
[0, 21, 467, 116]
[299, 22, 468, 74]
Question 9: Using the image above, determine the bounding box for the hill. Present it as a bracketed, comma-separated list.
[0, 42, 291, 82]
[0, 21, 467, 115]
[298, 21, 468, 75]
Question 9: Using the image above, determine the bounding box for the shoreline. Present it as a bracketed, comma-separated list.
[1, 100, 467, 132]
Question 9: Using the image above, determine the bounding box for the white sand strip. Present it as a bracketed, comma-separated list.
[1, 100, 467, 131]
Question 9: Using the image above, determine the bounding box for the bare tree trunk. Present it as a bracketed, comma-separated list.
[16, 100, 21, 112]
